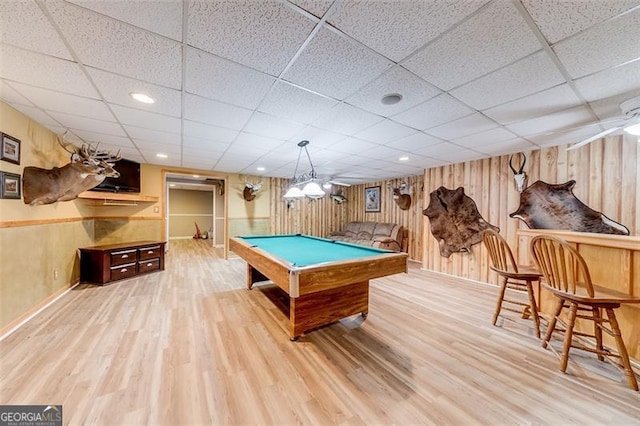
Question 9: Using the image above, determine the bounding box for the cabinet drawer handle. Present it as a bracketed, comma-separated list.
[120, 268, 128, 273]
[121, 254, 129, 258]
[147, 250, 153, 254]
[147, 263, 152, 267]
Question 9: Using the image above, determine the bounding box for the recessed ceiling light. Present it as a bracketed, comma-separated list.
[130, 92, 155, 104]
[192, 175, 199, 178]
[381, 93, 403, 105]
[257, 166, 265, 171]
[156, 153, 168, 158]
[399, 155, 409, 161]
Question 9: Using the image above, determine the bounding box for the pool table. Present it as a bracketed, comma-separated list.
[229, 234, 408, 340]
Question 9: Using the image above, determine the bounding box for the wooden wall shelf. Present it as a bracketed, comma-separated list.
[78, 191, 159, 204]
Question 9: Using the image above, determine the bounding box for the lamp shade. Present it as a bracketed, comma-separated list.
[284, 186, 305, 198]
[302, 181, 325, 198]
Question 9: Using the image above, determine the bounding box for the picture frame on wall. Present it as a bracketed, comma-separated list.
[1, 171, 21, 199]
[364, 185, 381, 213]
[1, 133, 21, 165]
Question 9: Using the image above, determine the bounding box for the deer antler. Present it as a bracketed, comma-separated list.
[58, 131, 79, 155]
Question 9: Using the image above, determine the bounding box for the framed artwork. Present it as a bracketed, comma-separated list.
[1, 133, 21, 165]
[364, 185, 381, 213]
[1, 171, 21, 199]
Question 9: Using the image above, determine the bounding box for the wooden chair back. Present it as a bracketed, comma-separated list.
[530, 235, 594, 297]
[482, 229, 518, 274]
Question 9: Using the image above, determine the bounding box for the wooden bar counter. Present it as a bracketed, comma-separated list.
[517, 229, 640, 362]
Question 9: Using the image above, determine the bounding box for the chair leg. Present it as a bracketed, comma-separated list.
[592, 306, 604, 362]
[560, 302, 578, 373]
[543, 297, 564, 349]
[493, 277, 508, 326]
[526, 280, 541, 339]
[605, 308, 639, 391]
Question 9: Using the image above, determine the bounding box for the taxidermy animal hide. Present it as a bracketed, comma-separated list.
[509, 180, 629, 235]
[423, 186, 499, 257]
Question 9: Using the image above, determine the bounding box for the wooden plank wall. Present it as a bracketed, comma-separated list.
[268, 135, 638, 280]
[421, 135, 638, 284]
[269, 175, 424, 260]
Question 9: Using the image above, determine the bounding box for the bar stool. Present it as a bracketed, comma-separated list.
[482, 229, 542, 338]
[530, 235, 640, 391]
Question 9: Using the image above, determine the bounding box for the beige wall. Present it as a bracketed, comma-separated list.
[168, 189, 214, 238]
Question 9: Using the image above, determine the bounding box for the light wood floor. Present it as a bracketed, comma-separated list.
[1, 239, 639, 425]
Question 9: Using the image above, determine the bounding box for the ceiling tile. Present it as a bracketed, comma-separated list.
[1, 1, 72, 60]
[0, 81, 34, 106]
[431, 149, 486, 163]
[414, 141, 477, 159]
[243, 112, 306, 140]
[312, 103, 384, 135]
[187, 1, 315, 75]
[354, 119, 417, 144]
[0, 45, 98, 98]
[135, 140, 181, 155]
[47, 111, 125, 136]
[426, 113, 498, 140]
[483, 84, 582, 125]
[324, 137, 379, 155]
[87, 68, 182, 117]
[288, 0, 333, 18]
[67, 0, 183, 41]
[358, 145, 408, 161]
[283, 26, 393, 100]
[186, 48, 276, 109]
[506, 105, 594, 137]
[450, 127, 519, 149]
[70, 130, 135, 148]
[344, 66, 441, 116]
[522, 0, 640, 44]
[258, 82, 338, 124]
[213, 153, 257, 172]
[403, 1, 540, 90]
[288, 126, 345, 149]
[184, 94, 253, 130]
[110, 105, 181, 134]
[385, 132, 442, 151]
[473, 138, 537, 156]
[526, 122, 611, 147]
[450, 51, 565, 110]
[327, 0, 487, 62]
[553, 8, 640, 79]
[574, 59, 640, 102]
[7, 82, 113, 120]
[392, 93, 474, 130]
[183, 120, 239, 144]
[183, 137, 229, 153]
[47, 1, 182, 88]
[125, 125, 181, 145]
[233, 132, 286, 151]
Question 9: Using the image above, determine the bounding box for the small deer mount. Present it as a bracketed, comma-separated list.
[390, 182, 412, 210]
[509, 152, 527, 193]
[240, 175, 263, 202]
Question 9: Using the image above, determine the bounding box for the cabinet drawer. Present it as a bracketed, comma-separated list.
[110, 262, 137, 281]
[110, 249, 138, 266]
[139, 245, 162, 261]
[138, 258, 160, 274]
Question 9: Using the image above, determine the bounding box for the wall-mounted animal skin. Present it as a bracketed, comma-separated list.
[510, 180, 629, 235]
[423, 186, 499, 257]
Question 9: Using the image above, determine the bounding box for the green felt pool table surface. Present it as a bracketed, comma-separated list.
[238, 234, 392, 267]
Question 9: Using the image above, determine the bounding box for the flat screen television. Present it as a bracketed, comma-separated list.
[90, 158, 141, 193]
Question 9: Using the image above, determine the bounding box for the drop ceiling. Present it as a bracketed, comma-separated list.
[1, 0, 639, 184]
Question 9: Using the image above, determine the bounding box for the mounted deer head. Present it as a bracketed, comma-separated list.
[509, 152, 527, 193]
[390, 182, 412, 210]
[240, 175, 263, 202]
[23, 132, 121, 205]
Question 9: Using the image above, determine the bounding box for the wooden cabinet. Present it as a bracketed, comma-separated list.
[80, 241, 166, 285]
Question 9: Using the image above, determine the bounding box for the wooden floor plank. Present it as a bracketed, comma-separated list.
[0, 239, 638, 424]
